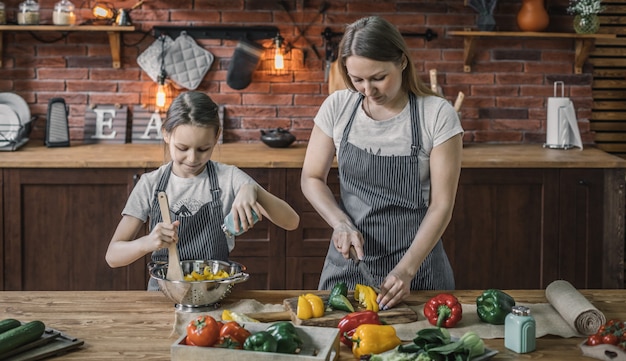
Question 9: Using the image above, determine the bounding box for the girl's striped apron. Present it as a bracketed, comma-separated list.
[148, 161, 229, 290]
[318, 93, 455, 291]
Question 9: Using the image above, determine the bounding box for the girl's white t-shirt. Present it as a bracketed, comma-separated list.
[122, 162, 257, 251]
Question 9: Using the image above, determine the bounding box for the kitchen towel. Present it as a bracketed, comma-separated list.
[545, 279, 606, 336]
[137, 34, 174, 83]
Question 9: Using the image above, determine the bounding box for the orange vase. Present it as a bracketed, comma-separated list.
[517, 0, 550, 32]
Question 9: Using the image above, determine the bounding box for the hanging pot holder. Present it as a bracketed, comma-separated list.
[164, 31, 215, 90]
[137, 34, 174, 83]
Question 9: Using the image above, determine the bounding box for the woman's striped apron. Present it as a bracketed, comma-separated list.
[148, 161, 229, 290]
[318, 93, 455, 291]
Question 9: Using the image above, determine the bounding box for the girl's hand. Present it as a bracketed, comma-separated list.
[231, 183, 264, 234]
[332, 222, 364, 259]
[377, 269, 412, 310]
[148, 220, 180, 251]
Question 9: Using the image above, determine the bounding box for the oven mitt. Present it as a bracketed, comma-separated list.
[137, 35, 174, 83]
[164, 31, 215, 90]
[227, 39, 265, 90]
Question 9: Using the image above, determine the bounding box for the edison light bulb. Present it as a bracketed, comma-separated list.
[155, 84, 167, 108]
[274, 48, 284, 70]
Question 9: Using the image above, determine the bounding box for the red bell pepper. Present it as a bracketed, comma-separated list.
[337, 310, 381, 347]
[423, 293, 463, 328]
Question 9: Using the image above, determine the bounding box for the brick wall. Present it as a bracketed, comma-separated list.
[1, 0, 594, 145]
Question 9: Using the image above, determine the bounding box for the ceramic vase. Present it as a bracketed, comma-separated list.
[517, 0, 549, 32]
[573, 14, 600, 34]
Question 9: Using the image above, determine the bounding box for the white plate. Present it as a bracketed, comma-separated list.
[0, 104, 21, 147]
[0, 92, 30, 125]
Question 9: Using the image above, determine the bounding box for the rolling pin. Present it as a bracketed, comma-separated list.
[454, 91, 465, 112]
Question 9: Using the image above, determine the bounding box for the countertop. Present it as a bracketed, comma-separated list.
[0, 289, 624, 360]
[1, 143, 625, 169]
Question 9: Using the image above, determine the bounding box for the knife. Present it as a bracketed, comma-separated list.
[349, 246, 380, 292]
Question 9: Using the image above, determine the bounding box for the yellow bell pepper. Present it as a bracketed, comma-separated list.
[354, 284, 379, 312]
[296, 293, 325, 319]
[350, 324, 401, 359]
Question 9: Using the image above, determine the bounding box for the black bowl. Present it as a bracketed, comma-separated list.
[260, 128, 296, 148]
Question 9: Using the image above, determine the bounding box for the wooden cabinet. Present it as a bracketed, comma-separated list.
[2, 168, 148, 291]
[228, 168, 287, 290]
[1, 144, 623, 291]
[285, 168, 624, 291]
[444, 168, 612, 290]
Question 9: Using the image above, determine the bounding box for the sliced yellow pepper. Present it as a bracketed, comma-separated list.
[296, 293, 325, 319]
[221, 309, 259, 323]
[354, 284, 379, 312]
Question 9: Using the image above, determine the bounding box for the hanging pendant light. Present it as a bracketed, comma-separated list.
[264, 34, 291, 76]
[148, 35, 171, 112]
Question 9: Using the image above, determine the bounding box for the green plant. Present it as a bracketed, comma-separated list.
[567, 0, 605, 17]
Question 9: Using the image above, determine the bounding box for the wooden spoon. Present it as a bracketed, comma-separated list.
[157, 191, 184, 281]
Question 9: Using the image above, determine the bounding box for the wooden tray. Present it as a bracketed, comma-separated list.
[282, 293, 419, 327]
[0, 327, 84, 361]
[171, 322, 339, 361]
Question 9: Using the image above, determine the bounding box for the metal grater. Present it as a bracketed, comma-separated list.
[46, 98, 70, 147]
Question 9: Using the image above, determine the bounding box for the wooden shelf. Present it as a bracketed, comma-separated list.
[0, 25, 135, 68]
[448, 30, 617, 74]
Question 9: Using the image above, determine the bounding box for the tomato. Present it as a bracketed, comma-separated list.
[602, 333, 619, 345]
[587, 334, 603, 346]
[186, 315, 220, 347]
[217, 321, 251, 349]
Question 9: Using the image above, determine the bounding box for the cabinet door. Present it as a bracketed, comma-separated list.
[444, 169, 560, 290]
[556, 169, 604, 288]
[228, 168, 286, 290]
[3, 168, 148, 291]
[284, 169, 340, 290]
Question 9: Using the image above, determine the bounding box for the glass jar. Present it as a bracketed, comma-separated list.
[53, 0, 76, 25]
[0, 2, 6, 25]
[18, 0, 39, 25]
[504, 305, 536, 353]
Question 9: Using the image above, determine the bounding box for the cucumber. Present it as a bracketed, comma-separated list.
[0, 319, 21, 334]
[0, 320, 46, 355]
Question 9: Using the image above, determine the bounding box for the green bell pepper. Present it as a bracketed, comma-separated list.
[328, 281, 355, 312]
[476, 289, 515, 325]
[265, 321, 303, 354]
[243, 331, 278, 353]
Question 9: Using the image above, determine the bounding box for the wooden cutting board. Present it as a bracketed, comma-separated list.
[281, 292, 419, 327]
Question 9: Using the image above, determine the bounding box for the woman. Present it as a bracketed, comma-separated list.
[106, 91, 299, 290]
[301, 16, 463, 309]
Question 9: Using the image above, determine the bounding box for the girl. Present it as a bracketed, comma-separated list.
[106, 91, 300, 290]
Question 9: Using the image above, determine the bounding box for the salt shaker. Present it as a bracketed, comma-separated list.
[505, 305, 536, 353]
[222, 209, 259, 237]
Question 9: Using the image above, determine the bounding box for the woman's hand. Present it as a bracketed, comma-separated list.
[332, 222, 364, 259]
[148, 220, 180, 252]
[231, 183, 264, 233]
[377, 268, 412, 310]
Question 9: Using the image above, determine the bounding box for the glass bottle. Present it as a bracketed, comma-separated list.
[18, 0, 39, 25]
[505, 305, 536, 353]
[53, 0, 76, 26]
[222, 210, 259, 237]
[0, 2, 6, 25]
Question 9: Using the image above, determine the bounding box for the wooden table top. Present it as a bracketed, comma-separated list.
[1, 143, 625, 169]
[0, 289, 624, 360]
